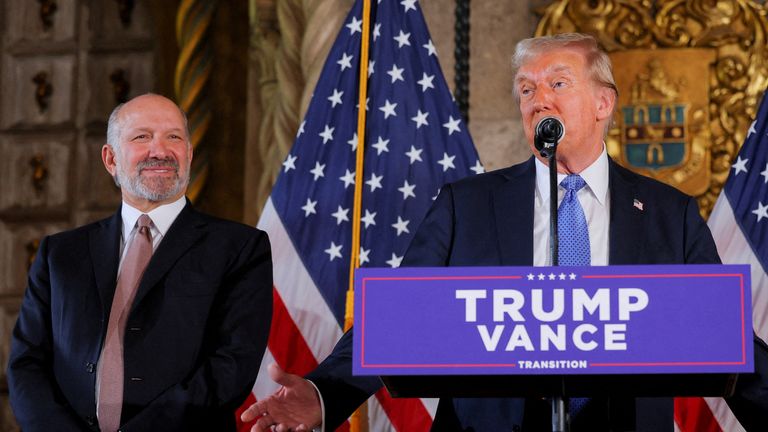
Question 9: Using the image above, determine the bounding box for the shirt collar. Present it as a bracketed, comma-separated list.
[535, 145, 609, 205]
[120, 196, 187, 241]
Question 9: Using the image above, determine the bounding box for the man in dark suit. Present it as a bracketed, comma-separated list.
[242, 34, 768, 431]
[8, 94, 273, 432]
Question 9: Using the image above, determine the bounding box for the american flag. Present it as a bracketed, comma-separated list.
[249, 0, 482, 430]
[674, 92, 768, 431]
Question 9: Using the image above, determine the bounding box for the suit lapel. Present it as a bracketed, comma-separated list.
[90, 211, 122, 318]
[131, 202, 207, 310]
[608, 159, 646, 264]
[493, 158, 536, 266]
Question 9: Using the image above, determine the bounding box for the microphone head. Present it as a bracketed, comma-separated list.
[535, 117, 564, 143]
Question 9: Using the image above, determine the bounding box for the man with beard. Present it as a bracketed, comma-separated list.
[8, 94, 273, 432]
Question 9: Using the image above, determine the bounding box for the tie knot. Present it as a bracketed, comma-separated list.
[137, 214, 152, 230]
[560, 174, 586, 192]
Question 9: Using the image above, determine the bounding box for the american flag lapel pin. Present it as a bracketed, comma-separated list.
[633, 198, 644, 211]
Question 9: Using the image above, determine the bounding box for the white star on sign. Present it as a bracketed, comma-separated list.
[732, 155, 748, 175]
[761, 163, 768, 184]
[301, 198, 317, 217]
[347, 133, 358, 151]
[296, 120, 305, 137]
[359, 247, 371, 265]
[282, 154, 297, 172]
[337, 53, 353, 71]
[437, 152, 456, 172]
[569, 273, 577, 280]
[423, 39, 436, 56]
[387, 64, 405, 83]
[392, 216, 410, 236]
[401, 0, 417, 12]
[470, 160, 485, 174]
[339, 169, 355, 188]
[753, 202, 768, 222]
[442, 115, 461, 135]
[538, 273, 545, 280]
[331, 205, 349, 225]
[559, 273, 566, 280]
[346, 16, 362, 35]
[405, 145, 423, 164]
[379, 99, 398, 119]
[411, 110, 429, 128]
[319, 125, 335, 144]
[361, 209, 377, 228]
[549, 273, 556, 280]
[398, 180, 416, 200]
[372, 136, 390, 155]
[417, 73, 435, 92]
[327, 89, 343, 107]
[527, 273, 535, 280]
[366, 173, 383, 192]
[394, 30, 411, 48]
[324, 241, 343, 261]
[310, 161, 325, 180]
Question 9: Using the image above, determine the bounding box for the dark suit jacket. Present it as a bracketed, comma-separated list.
[309, 157, 768, 431]
[8, 201, 273, 432]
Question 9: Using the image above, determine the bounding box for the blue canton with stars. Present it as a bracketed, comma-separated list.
[725, 91, 768, 272]
[270, 0, 482, 326]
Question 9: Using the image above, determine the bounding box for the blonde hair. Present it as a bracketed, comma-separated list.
[512, 33, 618, 101]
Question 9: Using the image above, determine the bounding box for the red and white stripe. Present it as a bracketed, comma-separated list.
[675, 193, 767, 432]
[246, 198, 436, 431]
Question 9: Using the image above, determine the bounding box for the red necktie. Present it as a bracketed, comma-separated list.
[97, 214, 153, 432]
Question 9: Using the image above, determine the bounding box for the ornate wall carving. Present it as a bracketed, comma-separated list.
[536, 0, 768, 216]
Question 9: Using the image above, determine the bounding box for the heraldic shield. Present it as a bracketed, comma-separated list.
[609, 49, 716, 196]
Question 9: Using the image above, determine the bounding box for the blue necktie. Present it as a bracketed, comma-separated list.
[558, 175, 590, 419]
[558, 175, 590, 266]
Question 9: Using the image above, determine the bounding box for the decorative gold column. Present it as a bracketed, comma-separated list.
[175, 0, 215, 202]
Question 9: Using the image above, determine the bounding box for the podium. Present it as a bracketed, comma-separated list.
[353, 264, 752, 430]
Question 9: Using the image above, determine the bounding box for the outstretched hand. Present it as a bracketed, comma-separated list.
[241, 363, 323, 432]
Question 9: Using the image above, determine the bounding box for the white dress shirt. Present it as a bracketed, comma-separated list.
[118, 196, 187, 272]
[533, 147, 611, 266]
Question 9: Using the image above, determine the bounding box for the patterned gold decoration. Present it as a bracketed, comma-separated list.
[175, 0, 215, 203]
[536, 0, 768, 216]
[249, 0, 350, 216]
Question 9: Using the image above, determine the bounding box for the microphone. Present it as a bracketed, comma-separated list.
[534, 117, 564, 158]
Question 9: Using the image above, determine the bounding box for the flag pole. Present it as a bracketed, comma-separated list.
[346, 0, 372, 430]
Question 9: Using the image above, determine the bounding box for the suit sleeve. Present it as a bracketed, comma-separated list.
[682, 196, 720, 264]
[120, 230, 273, 431]
[305, 187, 457, 429]
[7, 237, 90, 431]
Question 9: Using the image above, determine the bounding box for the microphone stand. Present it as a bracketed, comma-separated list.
[541, 144, 568, 432]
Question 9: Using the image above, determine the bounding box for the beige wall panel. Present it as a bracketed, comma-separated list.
[84, 52, 154, 125]
[0, 135, 72, 212]
[0, 393, 19, 432]
[76, 135, 121, 211]
[89, 1, 153, 42]
[0, 300, 20, 386]
[0, 222, 67, 297]
[0, 54, 76, 128]
[420, 0, 534, 172]
[4, 0, 77, 45]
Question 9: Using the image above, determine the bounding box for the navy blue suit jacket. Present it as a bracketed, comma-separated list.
[309, 157, 768, 431]
[8, 202, 273, 431]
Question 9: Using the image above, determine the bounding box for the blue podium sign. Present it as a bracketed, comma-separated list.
[353, 265, 753, 376]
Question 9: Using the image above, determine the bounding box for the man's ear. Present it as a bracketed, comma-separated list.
[102, 144, 117, 176]
[595, 86, 617, 122]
